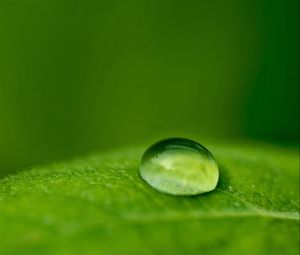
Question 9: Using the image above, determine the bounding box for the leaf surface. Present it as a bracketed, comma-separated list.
[0, 143, 299, 255]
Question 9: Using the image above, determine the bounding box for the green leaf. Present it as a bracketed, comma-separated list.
[0, 142, 299, 255]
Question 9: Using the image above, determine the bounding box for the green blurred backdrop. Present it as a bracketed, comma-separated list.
[0, 0, 298, 173]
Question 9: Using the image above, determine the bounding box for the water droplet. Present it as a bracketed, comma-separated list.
[139, 138, 219, 195]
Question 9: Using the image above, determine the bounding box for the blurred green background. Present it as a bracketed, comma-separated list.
[0, 0, 298, 174]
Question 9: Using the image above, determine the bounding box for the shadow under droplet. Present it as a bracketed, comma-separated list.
[215, 163, 232, 191]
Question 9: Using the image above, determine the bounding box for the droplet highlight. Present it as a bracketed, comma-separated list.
[139, 138, 219, 195]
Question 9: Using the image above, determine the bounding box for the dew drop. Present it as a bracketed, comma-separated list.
[139, 138, 219, 195]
